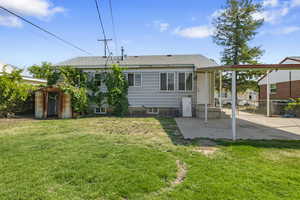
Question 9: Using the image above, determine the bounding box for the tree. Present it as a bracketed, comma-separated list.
[213, 0, 264, 92]
[28, 62, 54, 80]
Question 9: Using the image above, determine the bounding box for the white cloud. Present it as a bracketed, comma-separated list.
[291, 0, 300, 7]
[263, 0, 279, 7]
[260, 26, 300, 35]
[277, 26, 300, 34]
[252, 3, 290, 24]
[0, 15, 22, 27]
[174, 25, 214, 39]
[0, 0, 64, 27]
[254, 0, 300, 24]
[152, 20, 170, 32]
[0, 0, 64, 17]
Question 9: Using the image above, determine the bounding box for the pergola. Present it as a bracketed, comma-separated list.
[197, 63, 300, 141]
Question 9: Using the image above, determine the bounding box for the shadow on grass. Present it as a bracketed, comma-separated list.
[156, 117, 300, 150]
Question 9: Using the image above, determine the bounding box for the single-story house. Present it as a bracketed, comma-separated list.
[258, 56, 300, 100]
[57, 54, 220, 118]
[0, 61, 47, 85]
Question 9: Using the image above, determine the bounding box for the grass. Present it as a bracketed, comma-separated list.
[1, 117, 300, 200]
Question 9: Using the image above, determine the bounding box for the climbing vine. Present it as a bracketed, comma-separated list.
[105, 64, 129, 116]
[58, 83, 89, 114]
[87, 72, 106, 111]
[30, 63, 129, 116]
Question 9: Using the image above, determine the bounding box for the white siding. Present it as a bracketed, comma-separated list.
[85, 69, 196, 108]
[259, 59, 300, 85]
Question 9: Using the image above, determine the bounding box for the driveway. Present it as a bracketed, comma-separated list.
[175, 110, 300, 140]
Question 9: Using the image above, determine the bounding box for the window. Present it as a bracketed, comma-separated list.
[160, 73, 167, 90]
[147, 107, 159, 114]
[179, 73, 185, 90]
[270, 84, 277, 94]
[160, 72, 175, 91]
[94, 73, 102, 86]
[95, 106, 107, 114]
[128, 73, 134, 86]
[178, 72, 193, 91]
[95, 73, 106, 86]
[127, 73, 142, 87]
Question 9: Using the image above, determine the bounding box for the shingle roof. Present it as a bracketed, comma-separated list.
[289, 56, 300, 61]
[57, 54, 217, 69]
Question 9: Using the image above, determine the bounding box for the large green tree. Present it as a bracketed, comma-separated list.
[213, 0, 264, 92]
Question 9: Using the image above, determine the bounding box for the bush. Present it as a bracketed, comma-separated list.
[0, 69, 35, 117]
[59, 83, 89, 114]
[285, 98, 300, 111]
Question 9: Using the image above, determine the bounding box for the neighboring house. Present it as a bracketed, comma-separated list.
[258, 57, 300, 100]
[57, 54, 218, 117]
[0, 61, 47, 85]
[215, 89, 258, 106]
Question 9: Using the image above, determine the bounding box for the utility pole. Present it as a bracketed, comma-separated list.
[97, 38, 112, 57]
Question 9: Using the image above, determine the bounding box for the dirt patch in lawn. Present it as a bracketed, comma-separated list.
[172, 160, 187, 186]
[143, 159, 187, 199]
[262, 149, 300, 161]
[192, 139, 219, 156]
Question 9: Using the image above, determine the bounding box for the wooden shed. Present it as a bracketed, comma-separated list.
[35, 86, 72, 119]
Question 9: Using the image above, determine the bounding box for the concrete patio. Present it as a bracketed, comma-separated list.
[176, 110, 300, 140]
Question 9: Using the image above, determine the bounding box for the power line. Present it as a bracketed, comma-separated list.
[97, 38, 112, 57]
[108, 0, 119, 56]
[0, 6, 92, 55]
[93, 0, 111, 56]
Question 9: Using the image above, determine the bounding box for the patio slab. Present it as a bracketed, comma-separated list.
[175, 110, 300, 140]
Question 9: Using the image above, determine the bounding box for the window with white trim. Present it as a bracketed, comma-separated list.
[160, 72, 175, 91]
[146, 107, 159, 114]
[95, 107, 107, 114]
[94, 73, 105, 86]
[127, 72, 142, 87]
[178, 72, 193, 91]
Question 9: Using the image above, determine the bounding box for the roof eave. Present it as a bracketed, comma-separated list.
[197, 64, 300, 72]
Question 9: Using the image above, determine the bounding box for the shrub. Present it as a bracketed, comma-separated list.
[0, 68, 35, 117]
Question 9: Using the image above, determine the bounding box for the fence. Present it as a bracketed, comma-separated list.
[216, 99, 300, 117]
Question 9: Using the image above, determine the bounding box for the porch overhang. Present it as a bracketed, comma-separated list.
[197, 64, 300, 72]
[197, 63, 300, 141]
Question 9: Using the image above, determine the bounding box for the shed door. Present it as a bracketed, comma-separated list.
[47, 92, 58, 117]
[182, 97, 192, 117]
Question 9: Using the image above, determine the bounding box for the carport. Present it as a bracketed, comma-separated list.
[196, 63, 300, 141]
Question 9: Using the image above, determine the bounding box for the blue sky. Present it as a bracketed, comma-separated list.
[0, 0, 300, 70]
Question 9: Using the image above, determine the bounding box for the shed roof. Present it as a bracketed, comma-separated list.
[57, 54, 217, 69]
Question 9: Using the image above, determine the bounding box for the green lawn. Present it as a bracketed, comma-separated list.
[1, 117, 300, 200]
